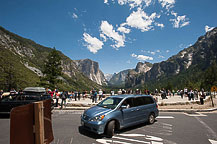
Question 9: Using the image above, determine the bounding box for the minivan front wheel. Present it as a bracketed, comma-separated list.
[148, 113, 155, 124]
[106, 120, 115, 138]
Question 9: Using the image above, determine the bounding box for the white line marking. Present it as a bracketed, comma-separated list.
[118, 134, 163, 141]
[195, 117, 217, 140]
[118, 134, 146, 137]
[162, 122, 173, 127]
[151, 141, 164, 144]
[184, 112, 207, 117]
[70, 137, 73, 144]
[209, 139, 217, 144]
[156, 116, 174, 119]
[146, 135, 163, 141]
[96, 139, 132, 144]
[113, 136, 151, 144]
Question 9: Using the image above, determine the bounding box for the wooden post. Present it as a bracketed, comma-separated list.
[34, 101, 45, 144]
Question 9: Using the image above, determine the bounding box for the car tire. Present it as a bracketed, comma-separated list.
[148, 113, 155, 124]
[106, 120, 115, 138]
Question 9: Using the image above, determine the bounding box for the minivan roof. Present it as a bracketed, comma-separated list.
[110, 94, 152, 99]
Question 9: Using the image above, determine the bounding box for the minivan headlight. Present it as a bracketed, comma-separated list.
[90, 115, 105, 121]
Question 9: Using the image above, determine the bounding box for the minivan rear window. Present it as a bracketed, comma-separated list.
[97, 97, 123, 109]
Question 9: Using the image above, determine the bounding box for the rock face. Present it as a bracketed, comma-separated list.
[0, 26, 102, 90]
[74, 59, 107, 85]
[135, 62, 153, 73]
[104, 74, 113, 81]
[126, 27, 217, 88]
[109, 69, 131, 86]
[108, 62, 153, 86]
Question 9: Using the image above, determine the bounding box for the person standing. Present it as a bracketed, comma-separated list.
[199, 91, 204, 105]
[93, 90, 98, 103]
[55, 90, 60, 107]
[99, 89, 103, 100]
[110, 90, 115, 96]
[180, 90, 184, 99]
[184, 88, 188, 97]
[0, 90, 3, 100]
[78, 90, 81, 101]
[61, 91, 67, 109]
[74, 90, 78, 101]
[172, 90, 175, 96]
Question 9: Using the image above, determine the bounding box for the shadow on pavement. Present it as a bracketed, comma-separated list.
[78, 126, 104, 139]
[78, 120, 158, 139]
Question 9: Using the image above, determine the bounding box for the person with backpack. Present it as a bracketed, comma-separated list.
[61, 91, 67, 109]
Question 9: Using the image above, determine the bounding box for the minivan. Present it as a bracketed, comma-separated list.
[80, 95, 159, 137]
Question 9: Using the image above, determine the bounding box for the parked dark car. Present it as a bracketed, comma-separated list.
[81, 95, 159, 137]
[0, 87, 53, 114]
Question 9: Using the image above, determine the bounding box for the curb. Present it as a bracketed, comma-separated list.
[54, 107, 217, 112]
[159, 108, 217, 112]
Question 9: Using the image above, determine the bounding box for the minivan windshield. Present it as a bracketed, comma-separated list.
[97, 97, 123, 109]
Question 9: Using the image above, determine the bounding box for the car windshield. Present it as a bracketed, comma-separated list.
[97, 97, 123, 109]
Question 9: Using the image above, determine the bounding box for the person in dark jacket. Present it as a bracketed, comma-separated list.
[61, 91, 67, 109]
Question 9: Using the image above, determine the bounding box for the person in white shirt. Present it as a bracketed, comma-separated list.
[99, 89, 103, 100]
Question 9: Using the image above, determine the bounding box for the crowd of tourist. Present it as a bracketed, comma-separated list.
[0, 87, 212, 108]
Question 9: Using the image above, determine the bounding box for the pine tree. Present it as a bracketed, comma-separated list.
[40, 48, 62, 90]
[201, 61, 217, 91]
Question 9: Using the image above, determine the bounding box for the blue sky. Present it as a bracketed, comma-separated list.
[0, 0, 216, 74]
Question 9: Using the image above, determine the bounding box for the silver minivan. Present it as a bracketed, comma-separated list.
[81, 95, 159, 137]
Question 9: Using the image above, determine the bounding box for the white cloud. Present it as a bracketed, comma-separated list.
[100, 33, 107, 42]
[104, 0, 108, 3]
[158, 0, 175, 11]
[117, 26, 131, 33]
[205, 25, 215, 33]
[117, 0, 153, 8]
[131, 53, 153, 61]
[123, 8, 159, 32]
[170, 15, 190, 28]
[171, 11, 177, 17]
[100, 21, 125, 49]
[147, 50, 156, 55]
[166, 50, 170, 53]
[72, 13, 78, 19]
[158, 55, 165, 58]
[156, 50, 161, 53]
[83, 33, 104, 54]
[155, 23, 164, 28]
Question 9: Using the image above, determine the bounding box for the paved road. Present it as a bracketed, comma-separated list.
[1, 111, 217, 144]
[51, 110, 217, 144]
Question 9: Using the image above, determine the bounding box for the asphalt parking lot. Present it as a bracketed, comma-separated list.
[51, 110, 217, 144]
[1, 111, 217, 144]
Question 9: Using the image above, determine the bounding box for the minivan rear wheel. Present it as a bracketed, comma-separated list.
[148, 113, 155, 124]
[106, 120, 115, 138]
